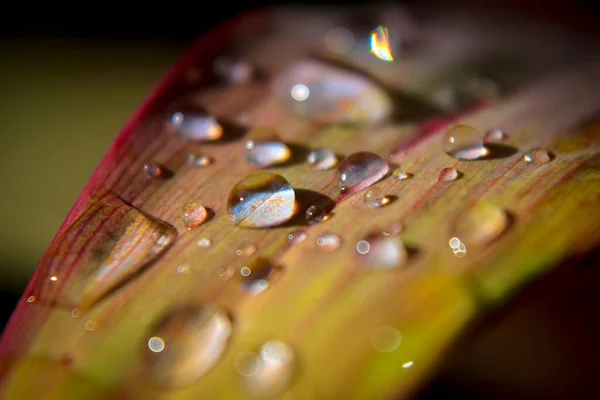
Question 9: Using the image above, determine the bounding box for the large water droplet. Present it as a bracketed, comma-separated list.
[274, 59, 392, 124]
[439, 167, 459, 182]
[143, 306, 232, 387]
[181, 202, 208, 230]
[171, 111, 223, 142]
[338, 152, 389, 194]
[307, 147, 338, 170]
[452, 202, 509, 246]
[523, 148, 551, 166]
[356, 234, 407, 269]
[443, 125, 489, 160]
[316, 233, 341, 252]
[32, 192, 177, 309]
[244, 127, 291, 168]
[227, 172, 295, 228]
[242, 340, 295, 398]
[239, 258, 281, 295]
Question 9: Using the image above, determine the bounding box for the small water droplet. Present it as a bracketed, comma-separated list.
[170, 111, 223, 142]
[187, 153, 213, 167]
[181, 202, 208, 230]
[325, 27, 355, 54]
[523, 148, 551, 166]
[84, 321, 96, 331]
[305, 205, 329, 225]
[307, 147, 338, 170]
[239, 258, 281, 295]
[392, 169, 411, 181]
[483, 128, 506, 142]
[316, 233, 341, 252]
[453, 242, 467, 257]
[370, 25, 394, 62]
[244, 127, 291, 167]
[143, 162, 164, 178]
[213, 56, 254, 85]
[371, 326, 401, 353]
[143, 306, 232, 387]
[71, 309, 80, 318]
[27, 296, 35, 303]
[177, 264, 191, 274]
[236, 243, 258, 257]
[243, 340, 295, 398]
[448, 237, 461, 249]
[382, 223, 403, 236]
[287, 230, 307, 244]
[228, 172, 295, 228]
[197, 238, 212, 248]
[453, 202, 509, 246]
[217, 266, 235, 279]
[363, 187, 391, 208]
[439, 167, 459, 182]
[356, 234, 407, 269]
[443, 125, 489, 160]
[338, 152, 389, 194]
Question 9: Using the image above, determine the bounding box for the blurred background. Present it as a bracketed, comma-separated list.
[0, 0, 598, 398]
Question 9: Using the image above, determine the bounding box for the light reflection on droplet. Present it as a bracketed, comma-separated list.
[171, 112, 223, 142]
[443, 125, 489, 160]
[71, 309, 80, 318]
[316, 233, 341, 252]
[148, 336, 166, 353]
[177, 264, 191, 274]
[371, 326, 401, 352]
[307, 147, 338, 170]
[306, 204, 329, 224]
[197, 238, 212, 248]
[453, 242, 467, 257]
[27, 296, 35, 303]
[143, 162, 164, 178]
[523, 148, 551, 166]
[188, 154, 213, 167]
[240, 267, 251, 277]
[393, 169, 411, 181]
[181, 202, 208, 230]
[338, 152, 389, 194]
[448, 237, 461, 249]
[291, 84, 310, 101]
[288, 230, 307, 245]
[356, 240, 370, 254]
[85, 321, 96, 331]
[356, 234, 407, 269]
[483, 128, 506, 142]
[439, 167, 459, 182]
[370, 26, 394, 62]
[402, 361, 414, 369]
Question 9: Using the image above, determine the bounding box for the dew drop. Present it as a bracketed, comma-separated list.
[307, 147, 338, 170]
[483, 128, 506, 142]
[363, 187, 391, 208]
[443, 125, 489, 160]
[439, 167, 459, 182]
[71, 309, 80, 318]
[143, 162, 164, 178]
[382, 222, 403, 236]
[187, 153, 213, 167]
[371, 326, 401, 353]
[287, 230, 307, 245]
[50, 276, 58, 282]
[213, 56, 254, 85]
[244, 127, 291, 168]
[452, 202, 509, 246]
[356, 234, 407, 269]
[393, 168, 411, 181]
[239, 258, 281, 295]
[243, 340, 295, 398]
[217, 266, 235, 279]
[227, 172, 295, 228]
[523, 148, 551, 166]
[274, 59, 392, 124]
[181, 202, 208, 230]
[197, 238, 212, 248]
[143, 306, 232, 387]
[170, 111, 223, 142]
[305, 205, 329, 225]
[338, 152, 389, 194]
[370, 25, 394, 62]
[27, 296, 35, 303]
[316, 233, 341, 252]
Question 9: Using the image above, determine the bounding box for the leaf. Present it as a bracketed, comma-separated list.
[1, 5, 600, 400]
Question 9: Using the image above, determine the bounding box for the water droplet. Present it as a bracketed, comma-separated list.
[181, 202, 208, 230]
[213, 56, 254, 85]
[27, 296, 35, 303]
[170, 111, 223, 142]
[188, 153, 213, 167]
[371, 326, 401, 353]
[439, 167, 459, 182]
[243, 340, 295, 398]
[84, 321, 96, 331]
[523, 148, 551, 166]
[382, 223, 403, 236]
[274, 59, 392, 124]
[356, 234, 407, 269]
[239, 258, 281, 295]
[448, 237, 461, 249]
[307, 147, 338, 170]
[50, 275, 58, 282]
[363, 187, 391, 208]
[143, 306, 232, 387]
[453, 242, 467, 257]
[143, 162, 164, 178]
[197, 238, 212, 248]
[305, 204, 329, 225]
[402, 361, 414, 369]
[217, 266, 235, 279]
[287, 230, 307, 244]
[452, 202, 509, 246]
[338, 152, 389, 194]
[177, 264, 191, 274]
[392, 169, 411, 181]
[370, 25, 394, 62]
[443, 125, 489, 160]
[31, 192, 177, 310]
[71, 309, 80, 318]
[228, 172, 295, 228]
[316, 233, 341, 252]
[483, 128, 506, 142]
[244, 127, 291, 168]
[324, 27, 355, 54]
[236, 243, 258, 257]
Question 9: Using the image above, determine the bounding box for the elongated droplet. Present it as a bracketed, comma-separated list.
[452, 202, 509, 246]
[274, 59, 392, 124]
[356, 234, 407, 269]
[181, 202, 208, 230]
[188, 154, 213, 167]
[239, 258, 281, 295]
[305, 204, 329, 224]
[443, 125, 489, 160]
[370, 25, 394, 62]
[363, 187, 391, 208]
[213, 56, 254, 85]
[143, 306, 232, 387]
[227, 172, 295, 228]
[523, 148, 551, 166]
[338, 152, 389, 194]
[243, 341, 295, 398]
[245, 127, 291, 167]
[171, 111, 223, 142]
[307, 147, 338, 170]
[30, 192, 176, 310]
[393, 168, 411, 181]
[439, 167, 459, 182]
[316, 233, 341, 252]
[483, 128, 506, 142]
